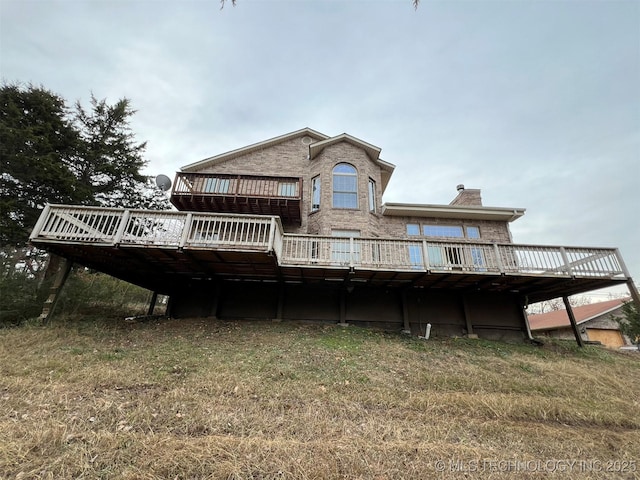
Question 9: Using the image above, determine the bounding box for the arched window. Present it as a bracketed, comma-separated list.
[332, 163, 358, 209]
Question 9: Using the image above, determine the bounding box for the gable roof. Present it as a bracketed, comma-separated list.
[181, 127, 328, 171]
[181, 128, 397, 193]
[528, 298, 629, 331]
[309, 133, 381, 162]
[308, 132, 395, 192]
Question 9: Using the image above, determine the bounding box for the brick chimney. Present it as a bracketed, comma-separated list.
[450, 184, 482, 206]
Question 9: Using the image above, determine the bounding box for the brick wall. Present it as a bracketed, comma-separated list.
[450, 187, 483, 206]
[191, 133, 514, 243]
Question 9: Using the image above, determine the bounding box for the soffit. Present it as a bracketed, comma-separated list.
[381, 203, 526, 222]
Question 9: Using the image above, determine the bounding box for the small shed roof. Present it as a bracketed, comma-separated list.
[528, 298, 628, 331]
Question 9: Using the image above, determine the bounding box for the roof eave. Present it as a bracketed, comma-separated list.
[308, 133, 383, 162]
[181, 127, 329, 171]
[381, 203, 526, 222]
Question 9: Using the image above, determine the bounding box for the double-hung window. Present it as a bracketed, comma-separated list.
[332, 164, 358, 209]
[311, 176, 321, 212]
[368, 179, 376, 212]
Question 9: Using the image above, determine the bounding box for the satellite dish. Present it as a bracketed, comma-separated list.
[155, 174, 172, 192]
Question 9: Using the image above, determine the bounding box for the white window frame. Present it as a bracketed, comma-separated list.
[423, 225, 464, 238]
[407, 224, 420, 236]
[466, 226, 480, 239]
[332, 163, 358, 209]
[368, 178, 376, 213]
[311, 175, 321, 212]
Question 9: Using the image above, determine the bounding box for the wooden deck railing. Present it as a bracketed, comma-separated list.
[30, 205, 279, 252]
[30, 205, 627, 279]
[172, 172, 302, 200]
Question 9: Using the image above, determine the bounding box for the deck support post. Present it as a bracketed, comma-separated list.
[626, 279, 640, 311]
[147, 291, 158, 316]
[617, 249, 640, 310]
[209, 281, 221, 319]
[275, 284, 285, 321]
[519, 299, 535, 341]
[461, 295, 476, 338]
[401, 289, 411, 333]
[39, 255, 73, 324]
[338, 288, 348, 326]
[563, 296, 585, 347]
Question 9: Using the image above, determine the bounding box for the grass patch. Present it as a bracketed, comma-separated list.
[1, 317, 639, 479]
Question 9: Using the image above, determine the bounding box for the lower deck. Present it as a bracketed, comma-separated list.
[168, 279, 528, 341]
[30, 205, 636, 339]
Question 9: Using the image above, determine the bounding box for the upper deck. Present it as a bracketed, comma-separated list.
[170, 172, 303, 225]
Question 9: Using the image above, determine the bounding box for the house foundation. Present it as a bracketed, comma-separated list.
[167, 279, 527, 341]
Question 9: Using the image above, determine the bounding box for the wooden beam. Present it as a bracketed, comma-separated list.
[401, 289, 410, 333]
[338, 288, 348, 326]
[276, 284, 285, 321]
[563, 296, 585, 347]
[147, 291, 158, 315]
[209, 281, 222, 319]
[39, 256, 73, 324]
[626, 279, 640, 312]
[462, 295, 475, 337]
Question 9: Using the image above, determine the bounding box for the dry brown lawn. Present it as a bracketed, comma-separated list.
[1, 317, 639, 479]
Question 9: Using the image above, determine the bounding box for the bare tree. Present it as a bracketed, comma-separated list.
[528, 296, 593, 315]
[220, 0, 420, 9]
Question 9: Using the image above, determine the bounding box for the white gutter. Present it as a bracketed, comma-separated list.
[381, 203, 526, 222]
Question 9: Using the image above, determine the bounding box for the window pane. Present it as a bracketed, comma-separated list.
[333, 175, 357, 191]
[423, 225, 464, 238]
[333, 163, 358, 209]
[471, 247, 487, 271]
[333, 192, 357, 209]
[333, 164, 356, 174]
[408, 245, 423, 267]
[368, 179, 376, 212]
[427, 246, 445, 266]
[467, 226, 480, 239]
[331, 230, 360, 263]
[407, 224, 420, 236]
[311, 176, 320, 212]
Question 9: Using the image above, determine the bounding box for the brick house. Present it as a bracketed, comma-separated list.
[30, 128, 638, 340]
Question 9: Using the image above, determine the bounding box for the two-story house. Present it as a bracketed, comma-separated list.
[30, 128, 637, 341]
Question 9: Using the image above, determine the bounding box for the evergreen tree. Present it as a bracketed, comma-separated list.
[0, 83, 84, 246]
[1, 85, 169, 248]
[614, 301, 640, 347]
[71, 94, 168, 210]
